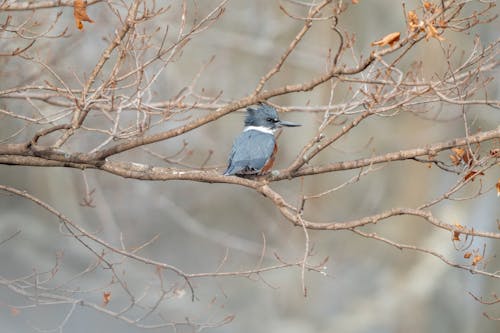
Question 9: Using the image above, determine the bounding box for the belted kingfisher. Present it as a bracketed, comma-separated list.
[224, 104, 301, 176]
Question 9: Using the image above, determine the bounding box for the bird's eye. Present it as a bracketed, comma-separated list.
[266, 117, 278, 123]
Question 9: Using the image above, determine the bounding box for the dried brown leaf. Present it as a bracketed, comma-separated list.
[472, 254, 483, 266]
[423, 2, 436, 12]
[453, 223, 464, 241]
[371, 32, 400, 47]
[451, 147, 465, 157]
[464, 170, 484, 181]
[103, 291, 111, 306]
[449, 154, 460, 166]
[426, 23, 444, 41]
[407, 10, 421, 32]
[450, 147, 473, 166]
[74, 0, 94, 31]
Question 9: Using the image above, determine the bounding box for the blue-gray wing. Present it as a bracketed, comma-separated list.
[224, 130, 275, 175]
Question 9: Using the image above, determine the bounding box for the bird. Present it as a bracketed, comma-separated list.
[224, 104, 301, 176]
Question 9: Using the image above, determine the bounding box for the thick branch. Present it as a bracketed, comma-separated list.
[0, 127, 498, 185]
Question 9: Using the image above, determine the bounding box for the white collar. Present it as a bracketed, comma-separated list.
[243, 126, 275, 135]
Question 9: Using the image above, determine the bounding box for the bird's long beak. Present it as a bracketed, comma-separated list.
[278, 120, 301, 127]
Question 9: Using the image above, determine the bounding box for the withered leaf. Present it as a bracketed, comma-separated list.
[74, 0, 94, 30]
[103, 291, 111, 306]
[472, 254, 483, 266]
[371, 32, 400, 47]
[426, 23, 444, 41]
[464, 170, 484, 181]
[407, 10, 422, 32]
[453, 223, 464, 241]
[463, 252, 472, 259]
[496, 178, 500, 197]
[452, 147, 465, 157]
[449, 153, 461, 166]
[423, 2, 436, 12]
[449, 147, 473, 166]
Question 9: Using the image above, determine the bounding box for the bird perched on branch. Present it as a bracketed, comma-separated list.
[224, 104, 301, 176]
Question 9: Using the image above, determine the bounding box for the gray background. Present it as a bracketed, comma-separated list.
[1, 1, 499, 332]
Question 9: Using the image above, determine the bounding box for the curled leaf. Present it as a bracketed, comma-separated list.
[453, 223, 464, 241]
[371, 32, 400, 47]
[449, 147, 472, 166]
[451, 147, 465, 157]
[463, 252, 472, 259]
[426, 23, 444, 41]
[103, 291, 111, 306]
[74, 0, 94, 30]
[423, 2, 436, 12]
[407, 10, 422, 32]
[496, 178, 500, 197]
[464, 170, 484, 181]
[449, 153, 461, 166]
[472, 254, 483, 266]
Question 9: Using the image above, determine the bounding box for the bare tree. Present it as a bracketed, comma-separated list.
[0, 0, 499, 331]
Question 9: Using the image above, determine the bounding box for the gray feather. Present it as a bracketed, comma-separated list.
[224, 130, 275, 175]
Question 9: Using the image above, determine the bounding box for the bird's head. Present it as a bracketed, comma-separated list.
[244, 104, 301, 130]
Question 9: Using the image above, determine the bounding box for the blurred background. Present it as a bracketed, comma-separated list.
[0, 0, 499, 332]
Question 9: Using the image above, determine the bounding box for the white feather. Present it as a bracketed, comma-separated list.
[243, 126, 275, 135]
